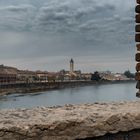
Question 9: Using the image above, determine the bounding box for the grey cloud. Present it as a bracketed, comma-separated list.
[32, 0, 134, 52]
[0, 5, 34, 12]
[34, 1, 117, 33]
[0, 5, 36, 31]
[0, 0, 135, 72]
[0, 0, 134, 35]
[0, 0, 133, 53]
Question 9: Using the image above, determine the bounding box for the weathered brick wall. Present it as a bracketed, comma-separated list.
[135, 0, 140, 96]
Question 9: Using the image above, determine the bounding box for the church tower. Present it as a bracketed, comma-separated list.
[70, 58, 74, 73]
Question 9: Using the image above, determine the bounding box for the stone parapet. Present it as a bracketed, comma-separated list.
[0, 101, 140, 139]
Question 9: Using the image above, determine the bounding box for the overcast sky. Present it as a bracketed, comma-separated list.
[0, 0, 135, 73]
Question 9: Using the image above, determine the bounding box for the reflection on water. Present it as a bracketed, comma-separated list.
[0, 82, 138, 109]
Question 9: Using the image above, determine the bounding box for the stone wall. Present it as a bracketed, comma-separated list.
[78, 129, 140, 140]
[0, 101, 140, 140]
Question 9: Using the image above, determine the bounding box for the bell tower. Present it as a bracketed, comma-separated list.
[70, 58, 74, 73]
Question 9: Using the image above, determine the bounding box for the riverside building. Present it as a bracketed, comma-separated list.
[0, 65, 17, 84]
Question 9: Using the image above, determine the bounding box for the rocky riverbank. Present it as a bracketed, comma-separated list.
[0, 80, 136, 96]
[0, 87, 50, 96]
[0, 101, 140, 140]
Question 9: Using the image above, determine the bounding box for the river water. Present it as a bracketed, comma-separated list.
[0, 82, 138, 109]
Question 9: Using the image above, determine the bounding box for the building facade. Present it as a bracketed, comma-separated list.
[0, 65, 17, 84]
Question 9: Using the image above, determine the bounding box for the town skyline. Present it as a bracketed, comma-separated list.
[0, 57, 134, 74]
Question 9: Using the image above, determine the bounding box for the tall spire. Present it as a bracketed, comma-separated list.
[70, 58, 74, 63]
[70, 58, 74, 73]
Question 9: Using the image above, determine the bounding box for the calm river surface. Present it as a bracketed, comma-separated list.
[0, 82, 138, 109]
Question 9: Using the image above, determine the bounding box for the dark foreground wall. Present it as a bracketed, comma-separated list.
[1, 129, 140, 140]
[1, 101, 140, 140]
[78, 129, 140, 140]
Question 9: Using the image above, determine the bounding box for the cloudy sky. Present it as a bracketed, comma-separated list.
[0, 0, 135, 72]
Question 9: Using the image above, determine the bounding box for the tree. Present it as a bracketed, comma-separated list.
[124, 70, 135, 78]
[91, 71, 101, 81]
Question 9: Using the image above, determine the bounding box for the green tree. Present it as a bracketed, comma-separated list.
[124, 70, 135, 78]
[91, 71, 101, 81]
